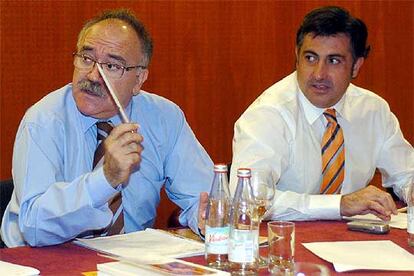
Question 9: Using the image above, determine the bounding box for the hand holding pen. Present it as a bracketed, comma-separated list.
[97, 63, 142, 187]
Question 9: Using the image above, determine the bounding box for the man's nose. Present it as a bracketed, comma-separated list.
[87, 63, 102, 82]
[313, 61, 327, 80]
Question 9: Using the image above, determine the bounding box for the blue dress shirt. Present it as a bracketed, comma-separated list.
[1, 84, 213, 247]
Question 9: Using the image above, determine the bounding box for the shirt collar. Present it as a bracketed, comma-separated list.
[297, 84, 347, 124]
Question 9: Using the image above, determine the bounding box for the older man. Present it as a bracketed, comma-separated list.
[1, 9, 213, 247]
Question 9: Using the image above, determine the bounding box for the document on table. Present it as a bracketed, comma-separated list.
[0, 260, 39, 275]
[303, 240, 414, 272]
[97, 259, 230, 276]
[74, 228, 204, 261]
[343, 212, 407, 229]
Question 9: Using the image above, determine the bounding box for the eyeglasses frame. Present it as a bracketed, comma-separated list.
[72, 52, 147, 79]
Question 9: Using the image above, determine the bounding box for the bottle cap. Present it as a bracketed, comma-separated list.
[214, 164, 228, 172]
[237, 168, 251, 177]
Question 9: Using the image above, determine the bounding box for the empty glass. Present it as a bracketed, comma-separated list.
[267, 221, 295, 274]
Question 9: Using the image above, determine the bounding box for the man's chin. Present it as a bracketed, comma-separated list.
[76, 105, 98, 118]
[73, 99, 109, 119]
[307, 94, 336, 108]
[309, 85, 331, 95]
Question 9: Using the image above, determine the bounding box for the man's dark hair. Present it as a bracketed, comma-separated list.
[77, 9, 153, 66]
[296, 6, 370, 60]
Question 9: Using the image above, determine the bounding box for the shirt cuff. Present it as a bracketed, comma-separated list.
[308, 194, 342, 220]
[85, 166, 119, 207]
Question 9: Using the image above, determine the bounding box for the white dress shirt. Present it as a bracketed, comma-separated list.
[230, 72, 414, 221]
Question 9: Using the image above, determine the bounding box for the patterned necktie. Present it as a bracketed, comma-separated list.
[320, 109, 345, 194]
[93, 122, 124, 235]
[93, 122, 113, 168]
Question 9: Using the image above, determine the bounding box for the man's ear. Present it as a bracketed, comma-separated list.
[295, 46, 300, 68]
[351, 57, 364, 79]
[133, 69, 148, 96]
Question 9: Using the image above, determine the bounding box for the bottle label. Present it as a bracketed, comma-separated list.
[205, 226, 230, 254]
[228, 229, 259, 263]
[408, 206, 414, 234]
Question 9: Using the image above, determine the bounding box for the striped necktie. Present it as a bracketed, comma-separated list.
[320, 109, 345, 194]
[93, 121, 124, 235]
[93, 122, 113, 168]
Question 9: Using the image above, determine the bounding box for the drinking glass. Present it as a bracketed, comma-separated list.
[267, 221, 295, 274]
[249, 168, 276, 266]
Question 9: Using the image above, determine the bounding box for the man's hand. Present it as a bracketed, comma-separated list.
[103, 123, 143, 187]
[340, 185, 398, 221]
[197, 192, 209, 236]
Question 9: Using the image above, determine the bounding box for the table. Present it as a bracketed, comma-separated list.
[1, 220, 413, 275]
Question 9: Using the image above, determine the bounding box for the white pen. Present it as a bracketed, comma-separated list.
[397, 207, 407, 213]
[96, 63, 130, 123]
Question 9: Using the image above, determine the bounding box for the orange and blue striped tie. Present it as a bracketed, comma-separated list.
[320, 109, 345, 194]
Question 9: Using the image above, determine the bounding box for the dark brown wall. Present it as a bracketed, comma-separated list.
[1, 1, 413, 227]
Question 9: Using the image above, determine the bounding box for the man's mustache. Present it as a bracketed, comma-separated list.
[308, 79, 332, 88]
[77, 79, 105, 97]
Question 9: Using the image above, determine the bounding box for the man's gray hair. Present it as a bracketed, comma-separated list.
[77, 9, 153, 66]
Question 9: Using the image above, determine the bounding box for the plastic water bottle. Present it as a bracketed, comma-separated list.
[228, 168, 259, 275]
[205, 164, 231, 270]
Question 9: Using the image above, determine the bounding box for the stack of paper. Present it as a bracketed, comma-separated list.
[75, 228, 204, 259]
[303, 240, 414, 272]
[0, 260, 39, 275]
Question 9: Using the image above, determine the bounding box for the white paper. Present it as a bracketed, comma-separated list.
[303, 240, 414, 272]
[97, 260, 230, 276]
[75, 228, 204, 261]
[0, 260, 39, 276]
[343, 212, 407, 229]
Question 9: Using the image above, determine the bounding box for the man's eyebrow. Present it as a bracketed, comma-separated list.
[107, 54, 127, 65]
[327, 54, 346, 59]
[302, 50, 318, 56]
[79, 45, 93, 52]
[78, 46, 127, 64]
[302, 50, 346, 60]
